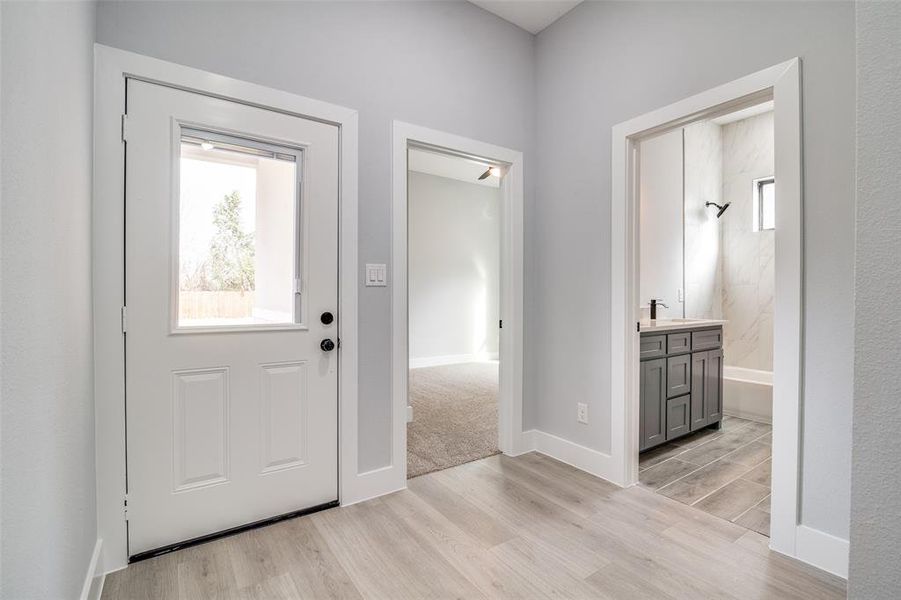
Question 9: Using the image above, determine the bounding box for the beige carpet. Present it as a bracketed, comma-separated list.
[407, 362, 499, 478]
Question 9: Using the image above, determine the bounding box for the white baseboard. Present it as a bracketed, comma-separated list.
[409, 353, 498, 369]
[503, 429, 536, 457]
[80, 539, 105, 600]
[340, 464, 406, 507]
[793, 525, 849, 579]
[522, 429, 621, 485]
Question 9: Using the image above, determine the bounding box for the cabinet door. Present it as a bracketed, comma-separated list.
[640, 359, 667, 451]
[705, 348, 723, 423]
[690, 352, 709, 430]
[666, 395, 691, 440]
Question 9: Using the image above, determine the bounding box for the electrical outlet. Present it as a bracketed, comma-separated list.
[577, 403, 588, 424]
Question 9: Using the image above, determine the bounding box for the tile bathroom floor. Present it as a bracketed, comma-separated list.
[639, 416, 772, 536]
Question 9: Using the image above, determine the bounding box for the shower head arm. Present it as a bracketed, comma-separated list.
[705, 201, 731, 218]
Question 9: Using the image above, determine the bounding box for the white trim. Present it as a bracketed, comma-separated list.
[611, 59, 809, 561]
[79, 539, 105, 600]
[409, 353, 499, 369]
[793, 525, 849, 579]
[93, 44, 359, 572]
[337, 465, 407, 508]
[525, 430, 621, 479]
[392, 121, 527, 485]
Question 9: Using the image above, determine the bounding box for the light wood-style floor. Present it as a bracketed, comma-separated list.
[639, 416, 773, 536]
[102, 452, 845, 599]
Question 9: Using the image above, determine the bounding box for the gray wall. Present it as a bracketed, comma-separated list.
[409, 172, 500, 362]
[533, 2, 854, 539]
[849, 2, 901, 597]
[0, 1, 98, 597]
[96, 0, 535, 473]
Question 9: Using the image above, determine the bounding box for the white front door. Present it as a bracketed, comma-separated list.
[124, 79, 339, 556]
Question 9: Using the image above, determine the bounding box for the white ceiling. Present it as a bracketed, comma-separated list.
[469, 1, 583, 34]
[409, 148, 501, 188]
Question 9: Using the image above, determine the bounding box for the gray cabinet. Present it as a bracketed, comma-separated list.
[666, 395, 691, 440]
[691, 352, 709, 431]
[640, 335, 666, 359]
[667, 332, 691, 354]
[706, 348, 723, 423]
[667, 354, 691, 397]
[690, 348, 723, 431]
[640, 324, 723, 451]
[692, 328, 723, 351]
[639, 358, 666, 451]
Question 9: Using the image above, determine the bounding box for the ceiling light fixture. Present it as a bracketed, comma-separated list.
[478, 165, 502, 180]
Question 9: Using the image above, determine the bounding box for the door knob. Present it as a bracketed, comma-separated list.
[320, 339, 336, 352]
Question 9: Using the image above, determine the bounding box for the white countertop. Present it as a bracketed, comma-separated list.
[639, 318, 727, 333]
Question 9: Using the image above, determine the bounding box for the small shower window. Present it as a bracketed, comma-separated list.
[753, 176, 775, 232]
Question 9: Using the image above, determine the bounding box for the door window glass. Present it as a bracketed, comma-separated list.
[177, 130, 301, 328]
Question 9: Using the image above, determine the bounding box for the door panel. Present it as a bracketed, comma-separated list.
[171, 367, 230, 491]
[124, 79, 339, 556]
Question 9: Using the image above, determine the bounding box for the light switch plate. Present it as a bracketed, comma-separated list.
[365, 263, 387, 286]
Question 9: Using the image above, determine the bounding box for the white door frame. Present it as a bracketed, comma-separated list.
[392, 121, 526, 484]
[611, 60, 804, 557]
[93, 45, 359, 573]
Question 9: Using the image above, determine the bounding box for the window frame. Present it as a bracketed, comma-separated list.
[753, 175, 775, 232]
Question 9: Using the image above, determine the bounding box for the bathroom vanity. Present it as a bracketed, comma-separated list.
[639, 320, 726, 451]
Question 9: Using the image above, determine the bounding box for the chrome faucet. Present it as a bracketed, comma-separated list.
[650, 298, 668, 320]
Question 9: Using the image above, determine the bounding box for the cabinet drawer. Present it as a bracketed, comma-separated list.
[667, 354, 691, 397]
[666, 395, 691, 441]
[692, 328, 723, 351]
[640, 335, 666, 359]
[667, 332, 691, 354]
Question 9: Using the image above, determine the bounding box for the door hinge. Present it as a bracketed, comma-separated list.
[499, 319, 503, 329]
[121, 114, 128, 143]
[123, 494, 129, 520]
[637, 321, 641, 333]
[121, 306, 127, 334]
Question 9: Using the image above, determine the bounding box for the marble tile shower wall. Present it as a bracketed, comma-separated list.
[720, 112, 775, 371]
[684, 121, 724, 320]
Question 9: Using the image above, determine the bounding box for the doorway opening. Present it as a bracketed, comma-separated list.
[392, 121, 525, 484]
[405, 146, 502, 477]
[610, 59, 803, 557]
[635, 101, 775, 537]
